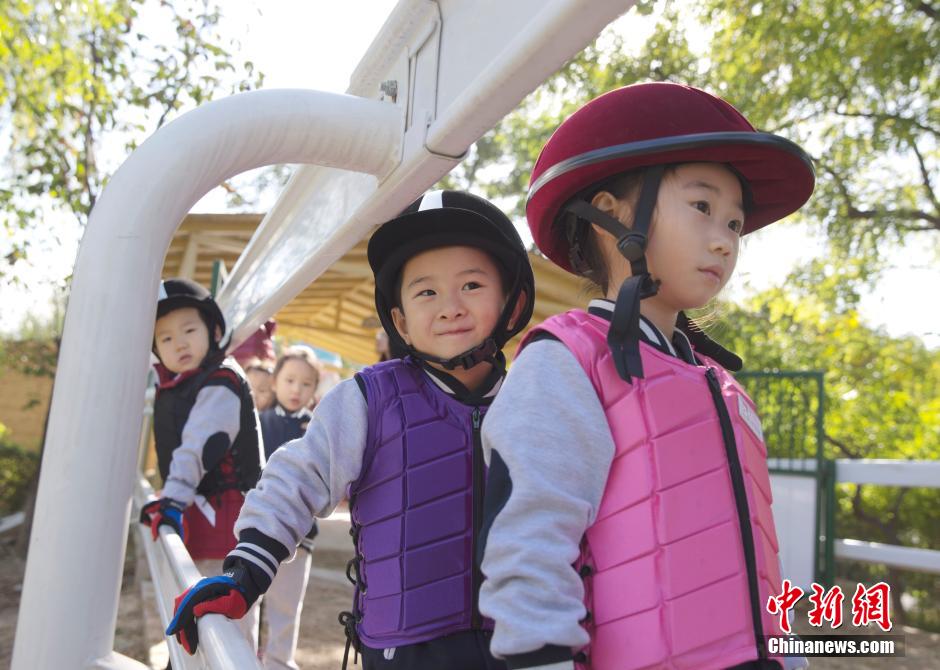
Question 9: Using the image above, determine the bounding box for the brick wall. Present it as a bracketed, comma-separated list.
[0, 369, 52, 452]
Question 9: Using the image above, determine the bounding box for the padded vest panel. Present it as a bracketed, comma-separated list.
[352, 359, 485, 648]
[522, 311, 783, 670]
[153, 360, 262, 494]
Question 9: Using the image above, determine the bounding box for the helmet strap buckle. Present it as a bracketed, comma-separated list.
[616, 232, 647, 264]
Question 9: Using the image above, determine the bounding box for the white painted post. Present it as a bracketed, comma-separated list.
[12, 89, 402, 670]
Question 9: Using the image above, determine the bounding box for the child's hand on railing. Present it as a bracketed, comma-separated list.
[165, 562, 262, 654]
[139, 497, 188, 542]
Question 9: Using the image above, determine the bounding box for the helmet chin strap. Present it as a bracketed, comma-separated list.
[411, 336, 500, 371]
[563, 164, 665, 382]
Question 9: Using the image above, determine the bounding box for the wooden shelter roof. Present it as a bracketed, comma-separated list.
[163, 213, 588, 366]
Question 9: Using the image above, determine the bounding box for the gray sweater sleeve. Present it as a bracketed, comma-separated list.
[479, 338, 615, 665]
[161, 385, 241, 506]
[232, 377, 367, 573]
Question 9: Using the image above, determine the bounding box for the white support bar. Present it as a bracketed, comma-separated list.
[427, 0, 637, 157]
[218, 0, 635, 350]
[0, 511, 25, 535]
[13, 88, 402, 670]
[835, 539, 940, 575]
[834, 459, 940, 488]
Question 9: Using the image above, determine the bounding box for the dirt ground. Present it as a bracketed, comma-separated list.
[2, 536, 937, 669]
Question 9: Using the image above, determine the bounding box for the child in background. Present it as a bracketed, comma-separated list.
[478, 83, 815, 670]
[232, 319, 278, 412]
[166, 190, 534, 670]
[256, 346, 321, 670]
[141, 277, 264, 647]
[245, 360, 276, 412]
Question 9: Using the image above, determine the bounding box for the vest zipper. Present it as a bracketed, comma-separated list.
[471, 406, 484, 629]
[704, 367, 768, 661]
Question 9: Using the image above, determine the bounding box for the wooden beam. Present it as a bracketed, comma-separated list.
[198, 237, 251, 256]
[177, 213, 263, 234]
[179, 233, 200, 279]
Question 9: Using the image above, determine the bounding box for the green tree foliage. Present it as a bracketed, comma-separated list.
[0, 0, 264, 275]
[718, 262, 939, 463]
[449, 0, 938, 276]
[710, 262, 940, 628]
[0, 423, 40, 515]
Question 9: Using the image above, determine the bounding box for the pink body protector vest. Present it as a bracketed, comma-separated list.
[522, 310, 785, 670]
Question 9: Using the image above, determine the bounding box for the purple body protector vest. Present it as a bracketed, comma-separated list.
[522, 310, 785, 670]
[346, 357, 491, 650]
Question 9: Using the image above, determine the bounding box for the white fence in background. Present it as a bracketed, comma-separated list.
[832, 459, 940, 575]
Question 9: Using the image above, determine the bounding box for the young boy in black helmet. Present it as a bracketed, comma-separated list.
[141, 278, 265, 645]
[165, 191, 535, 670]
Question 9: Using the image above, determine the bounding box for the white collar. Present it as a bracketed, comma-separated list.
[422, 366, 503, 398]
[587, 298, 696, 363]
[274, 404, 313, 419]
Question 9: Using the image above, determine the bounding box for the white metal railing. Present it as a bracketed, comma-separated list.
[133, 478, 262, 670]
[833, 459, 940, 575]
[834, 459, 940, 488]
[0, 511, 25, 534]
[134, 380, 260, 669]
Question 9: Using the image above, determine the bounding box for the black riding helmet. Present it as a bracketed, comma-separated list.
[154, 277, 227, 359]
[368, 190, 535, 371]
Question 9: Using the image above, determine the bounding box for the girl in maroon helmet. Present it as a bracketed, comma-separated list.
[477, 82, 815, 670]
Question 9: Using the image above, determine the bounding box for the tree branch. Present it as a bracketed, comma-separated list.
[82, 29, 100, 215]
[154, 12, 204, 129]
[851, 485, 892, 541]
[846, 206, 940, 229]
[825, 434, 865, 458]
[911, 140, 940, 213]
[833, 109, 940, 138]
[822, 164, 940, 231]
[912, 1, 938, 21]
[889, 488, 909, 519]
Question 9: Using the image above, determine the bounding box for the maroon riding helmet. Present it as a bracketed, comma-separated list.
[527, 81, 816, 274]
[526, 82, 816, 381]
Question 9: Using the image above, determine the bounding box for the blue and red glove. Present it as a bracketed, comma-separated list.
[139, 498, 188, 542]
[166, 562, 262, 654]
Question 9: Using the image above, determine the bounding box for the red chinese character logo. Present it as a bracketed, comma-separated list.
[851, 582, 892, 631]
[807, 583, 844, 628]
[766, 579, 804, 634]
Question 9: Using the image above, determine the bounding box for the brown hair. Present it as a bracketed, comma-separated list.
[273, 346, 321, 384]
[556, 169, 648, 295]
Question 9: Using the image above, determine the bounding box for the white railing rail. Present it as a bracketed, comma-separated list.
[0, 511, 25, 535]
[833, 459, 940, 575]
[133, 478, 262, 670]
[134, 380, 261, 668]
[834, 459, 940, 488]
